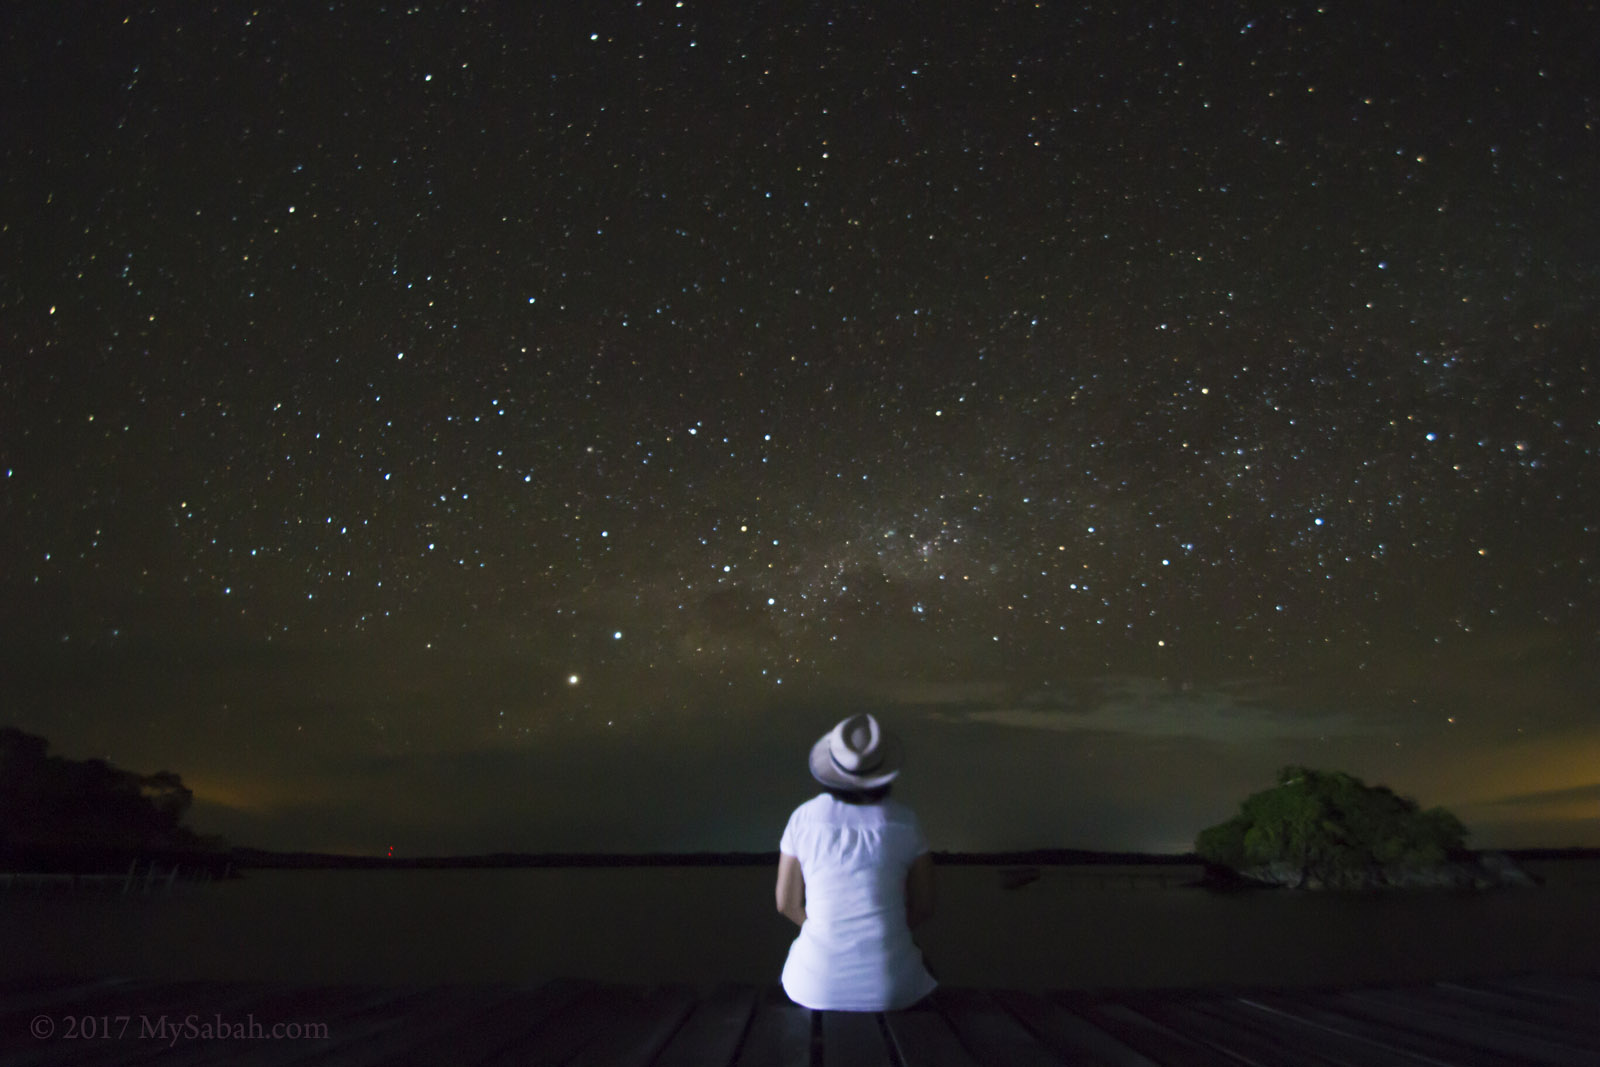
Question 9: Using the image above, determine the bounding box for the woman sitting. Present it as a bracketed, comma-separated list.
[774, 713, 937, 1011]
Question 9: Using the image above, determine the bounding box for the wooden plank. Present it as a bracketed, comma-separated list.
[5, 980, 286, 1067]
[991, 989, 1161, 1067]
[1337, 988, 1600, 1067]
[731, 989, 811, 1067]
[116, 984, 414, 1067]
[651, 985, 758, 1067]
[3, 985, 219, 1067]
[1194, 996, 1439, 1067]
[177, 984, 453, 1067]
[0, 979, 157, 1055]
[0, 975, 136, 1011]
[1124, 992, 1358, 1067]
[12, 974, 1599, 1067]
[881, 1004, 983, 1067]
[1250, 990, 1521, 1067]
[1429, 981, 1600, 1040]
[476, 982, 642, 1066]
[0, 974, 78, 995]
[12, 978, 212, 1019]
[1053, 990, 1244, 1067]
[294, 984, 538, 1066]
[930, 989, 1064, 1067]
[1363, 985, 1600, 1052]
[820, 1011, 894, 1067]
[567, 985, 698, 1067]
[276, 985, 511, 1066]
[1479, 974, 1600, 1006]
[3, 985, 305, 1067]
[2, 1023, 152, 1067]
[341, 980, 579, 1067]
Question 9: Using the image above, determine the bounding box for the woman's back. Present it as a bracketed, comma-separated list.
[779, 792, 936, 1011]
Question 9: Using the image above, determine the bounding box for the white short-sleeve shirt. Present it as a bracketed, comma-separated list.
[778, 793, 937, 1011]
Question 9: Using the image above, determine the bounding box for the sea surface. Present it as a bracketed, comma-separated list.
[3, 861, 1597, 990]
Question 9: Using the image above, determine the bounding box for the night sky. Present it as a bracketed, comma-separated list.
[3, 3, 1597, 856]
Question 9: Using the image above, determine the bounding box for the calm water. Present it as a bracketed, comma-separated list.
[3, 862, 1597, 990]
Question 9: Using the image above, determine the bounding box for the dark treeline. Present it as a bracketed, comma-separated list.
[0, 726, 229, 874]
[230, 848, 1205, 870]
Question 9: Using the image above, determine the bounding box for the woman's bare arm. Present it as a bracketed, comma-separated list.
[775, 852, 807, 926]
[905, 851, 935, 928]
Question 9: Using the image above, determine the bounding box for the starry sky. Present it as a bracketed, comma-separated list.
[3, 2, 1597, 856]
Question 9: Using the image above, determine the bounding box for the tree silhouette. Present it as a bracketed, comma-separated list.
[0, 727, 221, 868]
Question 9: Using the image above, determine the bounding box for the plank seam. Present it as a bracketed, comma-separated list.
[1234, 998, 1457, 1067]
[874, 1011, 907, 1067]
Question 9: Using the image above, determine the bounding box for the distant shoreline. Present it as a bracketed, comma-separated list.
[6, 845, 1595, 875]
[227, 847, 1200, 870]
[222, 845, 1600, 871]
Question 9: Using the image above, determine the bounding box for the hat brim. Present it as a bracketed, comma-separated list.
[808, 730, 903, 791]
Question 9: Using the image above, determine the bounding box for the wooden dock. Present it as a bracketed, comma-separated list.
[0, 861, 216, 895]
[4, 971, 1598, 1065]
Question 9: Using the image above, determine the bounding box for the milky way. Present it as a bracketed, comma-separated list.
[2, 3, 1596, 853]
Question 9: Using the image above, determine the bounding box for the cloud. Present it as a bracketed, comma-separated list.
[185, 776, 316, 814]
[1456, 781, 1600, 849]
[1475, 782, 1600, 809]
[870, 679, 1012, 706]
[912, 676, 1362, 744]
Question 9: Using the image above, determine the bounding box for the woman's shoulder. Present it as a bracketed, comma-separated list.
[790, 793, 921, 827]
[788, 792, 837, 820]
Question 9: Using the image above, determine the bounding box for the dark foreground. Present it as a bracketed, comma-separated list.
[6, 971, 1599, 1066]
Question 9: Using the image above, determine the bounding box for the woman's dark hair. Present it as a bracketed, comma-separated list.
[823, 784, 893, 805]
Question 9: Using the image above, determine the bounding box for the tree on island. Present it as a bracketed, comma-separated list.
[0, 726, 226, 871]
[1196, 766, 1471, 889]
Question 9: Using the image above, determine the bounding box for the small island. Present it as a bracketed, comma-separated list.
[1195, 765, 1536, 890]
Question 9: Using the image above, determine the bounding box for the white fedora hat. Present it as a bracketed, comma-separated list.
[809, 713, 902, 790]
